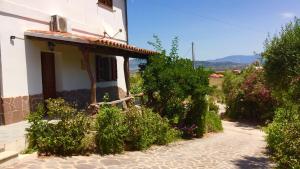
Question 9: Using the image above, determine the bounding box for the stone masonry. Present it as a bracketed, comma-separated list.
[1, 94, 43, 125]
[0, 87, 126, 125]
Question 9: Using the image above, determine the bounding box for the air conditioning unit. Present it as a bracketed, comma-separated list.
[50, 15, 68, 33]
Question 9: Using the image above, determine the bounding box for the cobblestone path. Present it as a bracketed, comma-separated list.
[3, 121, 272, 169]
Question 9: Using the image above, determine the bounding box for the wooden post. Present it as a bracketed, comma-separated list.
[124, 57, 130, 96]
[81, 48, 97, 104]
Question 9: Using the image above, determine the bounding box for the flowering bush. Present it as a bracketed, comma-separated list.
[223, 66, 276, 123]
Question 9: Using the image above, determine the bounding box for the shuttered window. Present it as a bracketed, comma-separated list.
[96, 56, 117, 82]
[98, 0, 113, 8]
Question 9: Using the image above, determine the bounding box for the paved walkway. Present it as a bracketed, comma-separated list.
[0, 121, 28, 151]
[2, 120, 272, 169]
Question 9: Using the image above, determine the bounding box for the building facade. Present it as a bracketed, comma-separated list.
[0, 0, 154, 125]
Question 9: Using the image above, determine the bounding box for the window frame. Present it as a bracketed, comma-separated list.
[95, 55, 118, 82]
[97, 0, 113, 10]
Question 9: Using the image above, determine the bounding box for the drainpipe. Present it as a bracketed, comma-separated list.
[124, 0, 129, 44]
[124, 0, 130, 96]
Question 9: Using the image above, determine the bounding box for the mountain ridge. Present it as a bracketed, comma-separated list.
[207, 55, 261, 64]
[130, 55, 261, 72]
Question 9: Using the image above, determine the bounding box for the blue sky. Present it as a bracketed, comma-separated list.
[127, 0, 300, 60]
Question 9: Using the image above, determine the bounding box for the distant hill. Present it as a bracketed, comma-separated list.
[129, 55, 261, 73]
[208, 55, 261, 64]
[195, 61, 247, 71]
[129, 59, 146, 73]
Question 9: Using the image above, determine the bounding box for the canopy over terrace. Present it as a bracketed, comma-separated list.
[24, 30, 157, 104]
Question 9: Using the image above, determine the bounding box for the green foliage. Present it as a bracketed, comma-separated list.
[94, 105, 179, 153]
[125, 106, 180, 150]
[263, 18, 300, 103]
[208, 97, 219, 113]
[26, 98, 90, 155]
[142, 36, 213, 137]
[130, 73, 143, 95]
[205, 97, 223, 132]
[266, 104, 300, 168]
[95, 106, 128, 155]
[264, 18, 300, 168]
[223, 66, 276, 123]
[205, 111, 223, 133]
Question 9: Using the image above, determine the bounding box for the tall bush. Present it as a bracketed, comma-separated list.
[95, 106, 128, 155]
[223, 66, 276, 123]
[142, 36, 212, 137]
[263, 18, 300, 103]
[263, 18, 300, 168]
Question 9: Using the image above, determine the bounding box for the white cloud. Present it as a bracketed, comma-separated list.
[280, 12, 296, 19]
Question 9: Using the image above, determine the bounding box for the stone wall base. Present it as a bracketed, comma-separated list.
[1, 94, 43, 125]
[0, 86, 127, 125]
[57, 86, 127, 109]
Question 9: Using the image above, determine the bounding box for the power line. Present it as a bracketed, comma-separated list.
[183, 46, 192, 57]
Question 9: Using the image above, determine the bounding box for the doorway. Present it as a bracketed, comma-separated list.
[41, 52, 56, 99]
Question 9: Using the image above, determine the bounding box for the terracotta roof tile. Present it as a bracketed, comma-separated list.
[25, 30, 158, 56]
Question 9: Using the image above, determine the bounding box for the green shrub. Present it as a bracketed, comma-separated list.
[263, 18, 300, 103]
[223, 66, 276, 123]
[130, 73, 144, 95]
[266, 105, 300, 168]
[79, 133, 96, 154]
[26, 98, 90, 155]
[205, 111, 223, 133]
[26, 104, 48, 153]
[208, 97, 219, 113]
[155, 117, 181, 145]
[262, 18, 300, 168]
[125, 106, 179, 150]
[95, 106, 128, 155]
[142, 36, 213, 137]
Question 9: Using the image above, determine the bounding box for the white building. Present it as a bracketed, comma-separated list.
[0, 0, 155, 125]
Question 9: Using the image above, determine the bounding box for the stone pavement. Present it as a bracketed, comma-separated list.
[2, 120, 272, 169]
[0, 121, 29, 151]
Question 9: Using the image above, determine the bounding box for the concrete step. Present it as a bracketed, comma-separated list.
[0, 151, 18, 165]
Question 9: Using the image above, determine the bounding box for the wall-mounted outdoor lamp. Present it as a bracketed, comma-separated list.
[10, 35, 24, 45]
[48, 42, 56, 51]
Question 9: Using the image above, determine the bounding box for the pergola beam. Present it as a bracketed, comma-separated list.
[80, 48, 97, 104]
[123, 57, 130, 96]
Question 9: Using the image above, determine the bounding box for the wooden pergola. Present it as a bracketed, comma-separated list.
[25, 30, 157, 104]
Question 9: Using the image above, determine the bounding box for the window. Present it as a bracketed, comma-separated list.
[96, 56, 117, 82]
[98, 0, 113, 9]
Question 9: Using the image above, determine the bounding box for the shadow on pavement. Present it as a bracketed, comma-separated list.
[232, 155, 271, 169]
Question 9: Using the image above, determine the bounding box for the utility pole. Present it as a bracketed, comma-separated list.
[192, 42, 196, 69]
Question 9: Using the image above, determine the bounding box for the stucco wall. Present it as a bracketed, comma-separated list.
[0, 0, 127, 98]
[0, 0, 127, 41]
[23, 40, 127, 96]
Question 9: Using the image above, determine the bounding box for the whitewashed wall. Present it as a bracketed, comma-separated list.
[0, 0, 127, 98]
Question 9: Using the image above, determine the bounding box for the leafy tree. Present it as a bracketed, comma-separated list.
[142, 36, 212, 137]
[263, 18, 300, 103]
[264, 18, 300, 168]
